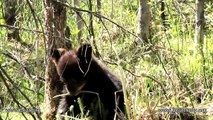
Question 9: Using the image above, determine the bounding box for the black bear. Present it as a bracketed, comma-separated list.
[51, 44, 125, 120]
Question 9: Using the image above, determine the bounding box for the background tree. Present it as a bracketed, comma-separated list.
[3, 0, 21, 42]
[74, 0, 84, 41]
[160, 0, 166, 31]
[43, 0, 71, 119]
[96, 0, 101, 21]
[194, 0, 205, 55]
[137, 0, 151, 44]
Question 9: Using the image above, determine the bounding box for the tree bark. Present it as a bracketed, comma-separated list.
[43, 0, 71, 119]
[194, 0, 205, 55]
[137, 0, 151, 44]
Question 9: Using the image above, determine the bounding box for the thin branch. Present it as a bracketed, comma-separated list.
[99, 18, 113, 51]
[3, 51, 32, 78]
[0, 69, 31, 120]
[0, 65, 42, 120]
[141, 73, 169, 100]
[26, 0, 39, 28]
[150, 48, 176, 93]
[2, 51, 45, 82]
[173, 59, 195, 108]
[102, 59, 141, 77]
[102, 51, 170, 101]
[53, 0, 143, 42]
[0, 24, 42, 33]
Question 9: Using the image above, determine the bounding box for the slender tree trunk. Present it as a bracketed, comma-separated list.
[160, 0, 166, 31]
[3, 0, 32, 48]
[194, 1, 209, 89]
[96, 0, 101, 22]
[111, 0, 114, 18]
[137, 0, 151, 44]
[3, 0, 21, 42]
[74, 0, 83, 42]
[96, 0, 101, 14]
[43, 0, 71, 119]
[194, 0, 205, 55]
[88, 0, 94, 38]
[88, 0, 99, 57]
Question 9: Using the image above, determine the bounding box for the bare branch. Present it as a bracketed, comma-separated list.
[2, 51, 45, 82]
[0, 65, 42, 120]
[26, 0, 39, 28]
[0, 24, 43, 33]
[53, 0, 143, 42]
[141, 73, 169, 100]
[0, 67, 34, 120]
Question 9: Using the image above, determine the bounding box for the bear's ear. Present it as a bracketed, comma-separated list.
[77, 44, 92, 64]
[51, 48, 66, 63]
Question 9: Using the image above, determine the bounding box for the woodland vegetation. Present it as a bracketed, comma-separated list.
[0, 0, 213, 120]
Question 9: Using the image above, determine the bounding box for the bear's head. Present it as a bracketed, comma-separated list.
[51, 44, 93, 96]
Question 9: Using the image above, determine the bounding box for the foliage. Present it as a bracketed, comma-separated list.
[0, 0, 212, 119]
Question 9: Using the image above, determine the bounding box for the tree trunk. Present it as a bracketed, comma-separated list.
[194, 1, 209, 89]
[74, 0, 84, 42]
[137, 0, 151, 44]
[96, 0, 101, 14]
[96, 0, 101, 22]
[3, 0, 21, 42]
[160, 0, 166, 31]
[43, 0, 71, 119]
[88, 0, 95, 38]
[194, 0, 205, 55]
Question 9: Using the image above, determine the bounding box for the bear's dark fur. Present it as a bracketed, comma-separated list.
[51, 44, 125, 120]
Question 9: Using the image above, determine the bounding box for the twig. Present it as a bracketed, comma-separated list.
[99, 18, 113, 52]
[0, 65, 42, 120]
[150, 48, 176, 94]
[114, 90, 126, 120]
[3, 51, 32, 78]
[102, 57, 169, 101]
[141, 73, 169, 100]
[53, 93, 70, 99]
[53, 0, 143, 43]
[26, 0, 39, 28]
[173, 59, 195, 108]
[60, 115, 83, 120]
[103, 59, 140, 77]
[2, 51, 45, 82]
[54, 90, 103, 119]
[0, 24, 42, 33]
[0, 69, 32, 120]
